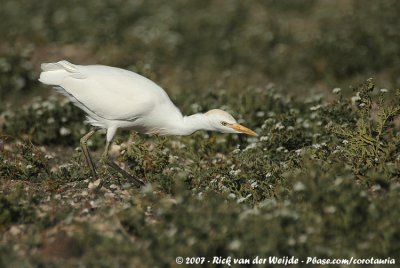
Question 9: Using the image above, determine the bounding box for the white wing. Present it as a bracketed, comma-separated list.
[39, 61, 173, 121]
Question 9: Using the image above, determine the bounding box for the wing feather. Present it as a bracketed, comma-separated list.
[40, 61, 169, 121]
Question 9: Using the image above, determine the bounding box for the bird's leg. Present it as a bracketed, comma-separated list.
[100, 141, 121, 185]
[107, 160, 145, 188]
[80, 128, 103, 189]
[102, 141, 111, 161]
[101, 141, 145, 188]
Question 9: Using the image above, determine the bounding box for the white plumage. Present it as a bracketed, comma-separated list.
[39, 60, 256, 187]
[40, 61, 183, 139]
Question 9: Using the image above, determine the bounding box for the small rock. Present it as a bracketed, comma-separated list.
[109, 144, 121, 157]
[9, 226, 21, 236]
[88, 179, 101, 190]
[109, 184, 118, 189]
[50, 167, 58, 173]
[90, 200, 101, 208]
[105, 192, 115, 198]
[294, 181, 306, 191]
[122, 183, 131, 189]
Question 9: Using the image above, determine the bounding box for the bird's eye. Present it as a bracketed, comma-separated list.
[221, 121, 228, 126]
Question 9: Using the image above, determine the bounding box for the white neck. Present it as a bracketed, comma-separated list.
[167, 113, 213, 135]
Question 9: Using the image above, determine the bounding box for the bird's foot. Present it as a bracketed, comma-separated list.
[106, 160, 146, 188]
[99, 155, 108, 168]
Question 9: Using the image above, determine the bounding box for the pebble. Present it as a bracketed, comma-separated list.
[9, 226, 21, 236]
[109, 184, 118, 189]
[88, 179, 101, 190]
[90, 200, 101, 208]
[105, 192, 115, 198]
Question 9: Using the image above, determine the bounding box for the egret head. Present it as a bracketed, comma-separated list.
[204, 109, 257, 136]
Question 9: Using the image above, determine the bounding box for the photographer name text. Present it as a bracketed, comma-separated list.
[175, 256, 396, 266]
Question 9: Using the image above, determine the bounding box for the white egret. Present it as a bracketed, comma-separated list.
[39, 60, 257, 188]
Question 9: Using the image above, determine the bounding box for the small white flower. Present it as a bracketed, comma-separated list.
[287, 237, 296, 246]
[380, 88, 388, 93]
[310, 112, 318, 119]
[232, 148, 241, 154]
[237, 197, 246, 203]
[256, 111, 265, 117]
[274, 122, 285, 130]
[324, 206, 336, 214]
[47, 117, 55, 124]
[229, 169, 241, 176]
[293, 182, 306, 191]
[351, 92, 361, 104]
[59, 127, 71, 136]
[265, 172, 272, 178]
[334, 177, 343, 186]
[359, 103, 366, 107]
[42, 101, 55, 110]
[237, 194, 252, 204]
[312, 143, 321, 149]
[228, 239, 241, 251]
[260, 136, 269, 142]
[342, 140, 349, 144]
[141, 183, 153, 194]
[190, 103, 201, 112]
[371, 185, 382, 192]
[32, 103, 40, 110]
[59, 163, 73, 169]
[332, 88, 341, 94]
[310, 105, 321, 111]
[243, 143, 257, 151]
[298, 234, 308, 244]
[26, 164, 33, 169]
[228, 193, 236, 199]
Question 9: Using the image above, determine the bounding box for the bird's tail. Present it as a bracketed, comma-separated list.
[40, 60, 78, 72]
[39, 60, 85, 85]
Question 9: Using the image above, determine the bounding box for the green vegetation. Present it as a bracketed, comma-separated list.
[1, 0, 400, 267]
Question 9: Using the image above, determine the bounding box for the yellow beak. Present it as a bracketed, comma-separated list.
[229, 123, 258, 137]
